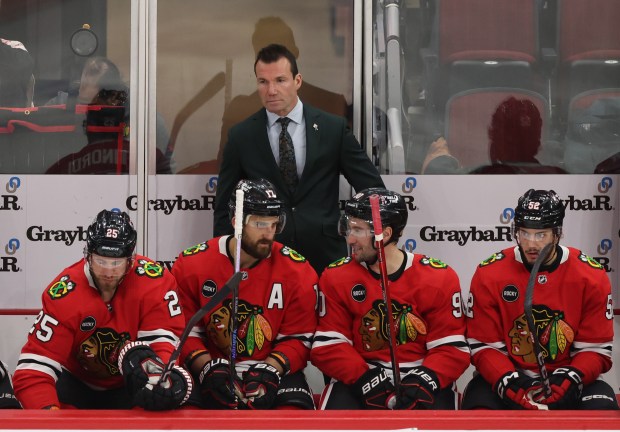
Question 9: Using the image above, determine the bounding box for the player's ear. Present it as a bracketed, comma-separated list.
[383, 226, 393, 243]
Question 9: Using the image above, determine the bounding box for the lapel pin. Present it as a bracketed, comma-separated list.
[313, 123, 318, 131]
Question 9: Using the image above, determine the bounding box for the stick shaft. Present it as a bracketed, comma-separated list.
[230, 189, 244, 399]
[369, 194, 401, 390]
[523, 242, 554, 398]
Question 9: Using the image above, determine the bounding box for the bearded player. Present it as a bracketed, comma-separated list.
[311, 188, 469, 409]
[13, 209, 192, 410]
[462, 189, 618, 410]
[172, 179, 318, 409]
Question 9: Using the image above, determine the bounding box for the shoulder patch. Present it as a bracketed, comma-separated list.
[135, 259, 164, 278]
[280, 246, 306, 263]
[48, 275, 77, 300]
[182, 242, 208, 257]
[419, 256, 448, 269]
[577, 252, 605, 270]
[327, 256, 351, 268]
[479, 252, 505, 268]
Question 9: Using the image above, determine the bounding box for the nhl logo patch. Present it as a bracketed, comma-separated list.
[501, 285, 519, 302]
[202, 280, 217, 297]
[537, 275, 547, 284]
[351, 284, 366, 302]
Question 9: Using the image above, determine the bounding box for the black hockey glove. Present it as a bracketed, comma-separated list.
[198, 358, 243, 409]
[541, 367, 583, 410]
[0, 361, 20, 409]
[494, 371, 542, 410]
[394, 366, 439, 410]
[118, 341, 192, 410]
[351, 368, 396, 410]
[242, 363, 281, 410]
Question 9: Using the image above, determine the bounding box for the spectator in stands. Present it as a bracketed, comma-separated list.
[422, 97, 565, 174]
[47, 56, 174, 173]
[0, 37, 34, 107]
[462, 189, 618, 410]
[311, 188, 469, 410]
[214, 43, 383, 275]
[13, 209, 192, 410]
[0, 360, 21, 408]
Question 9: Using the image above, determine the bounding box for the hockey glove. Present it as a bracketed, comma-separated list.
[118, 341, 192, 410]
[394, 366, 440, 410]
[351, 368, 396, 410]
[494, 371, 543, 410]
[242, 363, 281, 410]
[0, 361, 20, 409]
[540, 367, 583, 410]
[198, 358, 243, 409]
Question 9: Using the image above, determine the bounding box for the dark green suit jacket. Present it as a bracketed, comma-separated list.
[214, 104, 384, 274]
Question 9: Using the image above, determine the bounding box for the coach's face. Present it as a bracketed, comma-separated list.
[255, 57, 302, 117]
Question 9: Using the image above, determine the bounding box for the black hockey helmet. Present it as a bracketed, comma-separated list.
[86, 209, 137, 258]
[341, 188, 408, 242]
[228, 179, 286, 230]
[514, 189, 565, 229]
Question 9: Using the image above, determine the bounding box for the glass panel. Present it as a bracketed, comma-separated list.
[0, 0, 140, 174]
[156, 0, 354, 174]
[374, 0, 620, 175]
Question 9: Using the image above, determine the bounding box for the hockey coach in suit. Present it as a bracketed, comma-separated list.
[214, 43, 384, 275]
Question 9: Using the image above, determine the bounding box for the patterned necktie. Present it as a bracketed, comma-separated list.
[277, 117, 298, 191]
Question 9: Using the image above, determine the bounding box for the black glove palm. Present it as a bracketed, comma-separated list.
[118, 342, 192, 410]
[351, 368, 396, 410]
[198, 358, 243, 409]
[494, 371, 542, 410]
[395, 366, 439, 410]
[242, 363, 281, 410]
[543, 367, 583, 410]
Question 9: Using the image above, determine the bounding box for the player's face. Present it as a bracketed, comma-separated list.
[359, 309, 387, 351]
[88, 253, 129, 291]
[508, 314, 534, 358]
[515, 227, 557, 265]
[344, 218, 377, 264]
[241, 215, 278, 260]
[255, 57, 302, 117]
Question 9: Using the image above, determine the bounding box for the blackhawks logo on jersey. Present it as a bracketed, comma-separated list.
[509, 305, 574, 364]
[419, 256, 448, 269]
[280, 246, 306, 262]
[135, 259, 164, 278]
[206, 299, 274, 357]
[327, 257, 351, 268]
[578, 252, 605, 270]
[359, 299, 427, 352]
[479, 252, 505, 267]
[76, 328, 130, 378]
[182, 242, 208, 257]
[48, 275, 76, 300]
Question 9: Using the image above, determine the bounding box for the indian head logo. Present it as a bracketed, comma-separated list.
[509, 305, 574, 364]
[206, 299, 274, 357]
[359, 299, 427, 352]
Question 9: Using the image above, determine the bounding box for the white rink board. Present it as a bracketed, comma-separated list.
[0, 174, 617, 310]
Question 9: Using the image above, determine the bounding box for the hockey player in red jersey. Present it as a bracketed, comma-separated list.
[310, 188, 469, 409]
[13, 209, 192, 410]
[173, 179, 318, 409]
[462, 189, 618, 410]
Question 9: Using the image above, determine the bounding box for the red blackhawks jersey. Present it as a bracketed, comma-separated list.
[172, 236, 318, 374]
[13, 256, 184, 409]
[310, 252, 469, 388]
[467, 245, 614, 386]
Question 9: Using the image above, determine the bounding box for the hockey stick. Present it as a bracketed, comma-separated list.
[230, 188, 244, 402]
[369, 195, 401, 397]
[523, 242, 553, 399]
[158, 271, 243, 385]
